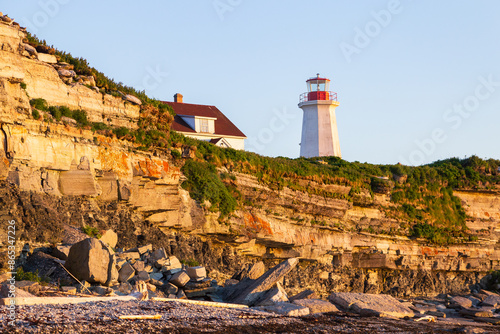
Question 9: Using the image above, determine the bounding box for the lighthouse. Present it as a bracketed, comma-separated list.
[298, 74, 341, 158]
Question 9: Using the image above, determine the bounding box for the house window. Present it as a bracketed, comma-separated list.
[200, 119, 209, 133]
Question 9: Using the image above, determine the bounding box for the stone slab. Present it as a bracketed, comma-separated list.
[292, 299, 339, 314]
[254, 302, 310, 317]
[229, 258, 299, 306]
[329, 292, 414, 319]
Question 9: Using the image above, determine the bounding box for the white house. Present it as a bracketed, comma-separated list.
[163, 94, 246, 150]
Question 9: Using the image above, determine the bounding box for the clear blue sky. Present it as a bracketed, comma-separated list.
[5, 1, 500, 165]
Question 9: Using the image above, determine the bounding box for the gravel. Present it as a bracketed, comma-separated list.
[1, 299, 499, 333]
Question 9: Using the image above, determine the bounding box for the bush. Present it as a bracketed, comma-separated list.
[15, 267, 49, 283]
[31, 109, 40, 120]
[181, 160, 237, 216]
[82, 225, 101, 238]
[48, 106, 62, 121]
[72, 110, 88, 126]
[30, 98, 48, 111]
[20, 82, 27, 90]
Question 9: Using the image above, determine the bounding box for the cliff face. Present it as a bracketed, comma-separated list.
[1, 19, 500, 297]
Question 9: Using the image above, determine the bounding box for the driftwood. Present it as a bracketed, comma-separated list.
[118, 314, 162, 320]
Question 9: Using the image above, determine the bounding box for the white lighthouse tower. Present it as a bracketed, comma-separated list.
[299, 74, 341, 158]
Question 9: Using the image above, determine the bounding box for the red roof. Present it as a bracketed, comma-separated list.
[163, 101, 246, 138]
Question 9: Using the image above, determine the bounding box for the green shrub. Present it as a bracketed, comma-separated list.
[170, 150, 181, 159]
[20, 82, 27, 90]
[15, 267, 49, 283]
[48, 106, 62, 121]
[82, 225, 101, 238]
[91, 122, 109, 131]
[181, 259, 200, 267]
[31, 109, 40, 120]
[30, 98, 48, 111]
[113, 127, 130, 138]
[72, 110, 88, 126]
[181, 160, 237, 216]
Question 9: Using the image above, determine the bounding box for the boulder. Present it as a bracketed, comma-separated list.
[37, 53, 57, 64]
[65, 238, 111, 284]
[292, 299, 339, 314]
[106, 255, 119, 286]
[118, 262, 135, 283]
[450, 296, 473, 309]
[52, 245, 71, 260]
[137, 244, 152, 255]
[136, 271, 150, 281]
[58, 69, 75, 77]
[132, 261, 145, 272]
[22, 43, 37, 56]
[186, 266, 207, 281]
[170, 271, 190, 288]
[228, 258, 299, 306]
[100, 230, 118, 248]
[481, 294, 500, 307]
[150, 248, 167, 263]
[120, 252, 141, 261]
[328, 292, 413, 318]
[161, 282, 178, 295]
[255, 303, 310, 317]
[149, 272, 163, 281]
[124, 94, 142, 105]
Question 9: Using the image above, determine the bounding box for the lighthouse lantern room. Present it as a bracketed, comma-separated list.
[298, 74, 342, 158]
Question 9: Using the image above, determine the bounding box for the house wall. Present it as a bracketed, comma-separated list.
[179, 133, 245, 150]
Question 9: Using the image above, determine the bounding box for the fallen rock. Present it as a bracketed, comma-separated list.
[100, 230, 118, 248]
[150, 248, 167, 263]
[289, 289, 318, 302]
[132, 261, 145, 272]
[255, 303, 310, 317]
[149, 272, 163, 281]
[52, 245, 71, 261]
[329, 292, 414, 319]
[170, 271, 190, 288]
[232, 261, 265, 280]
[137, 244, 152, 255]
[118, 262, 135, 283]
[37, 53, 57, 64]
[254, 282, 288, 306]
[292, 299, 339, 314]
[187, 266, 207, 281]
[22, 43, 37, 56]
[451, 296, 473, 309]
[228, 258, 299, 306]
[124, 94, 142, 105]
[120, 252, 141, 261]
[58, 69, 75, 77]
[106, 255, 119, 286]
[481, 294, 500, 307]
[65, 238, 111, 285]
[136, 271, 150, 281]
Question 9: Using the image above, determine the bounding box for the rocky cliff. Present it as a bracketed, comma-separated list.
[1, 17, 500, 298]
